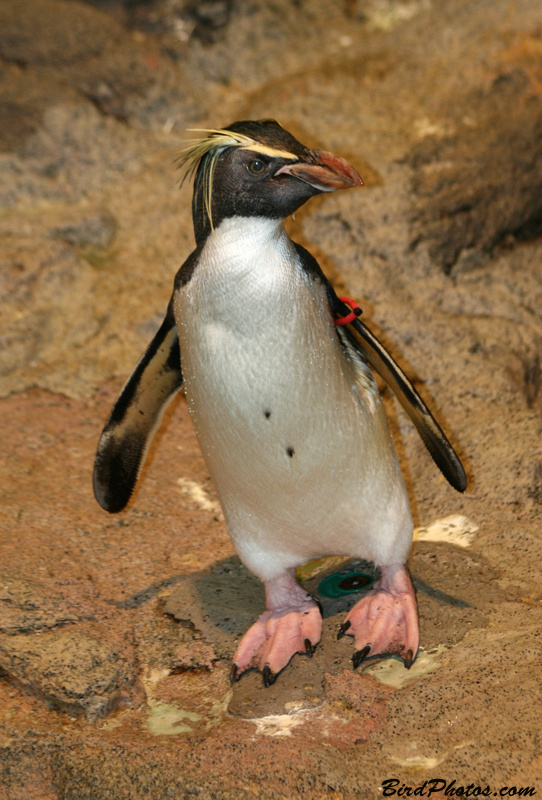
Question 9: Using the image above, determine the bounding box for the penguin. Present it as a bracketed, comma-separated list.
[93, 119, 466, 687]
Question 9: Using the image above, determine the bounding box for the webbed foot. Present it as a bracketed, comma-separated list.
[338, 564, 419, 669]
[231, 571, 322, 686]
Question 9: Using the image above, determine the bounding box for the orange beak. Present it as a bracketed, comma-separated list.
[275, 149, 363, 192]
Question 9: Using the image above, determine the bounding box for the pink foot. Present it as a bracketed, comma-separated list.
[230, 571, 322, 687]
[338, 564, 419, 669]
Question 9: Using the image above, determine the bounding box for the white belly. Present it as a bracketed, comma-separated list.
[175, 218, 412, 580]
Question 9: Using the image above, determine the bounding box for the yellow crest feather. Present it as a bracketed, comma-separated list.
[176, 129, 255, 229]
[176, 128, 298, 230]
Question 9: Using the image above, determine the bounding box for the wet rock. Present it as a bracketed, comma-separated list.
[410, 541, 504, 648]
[169, 545, 504, 719]
[52, 749, 257, 800]
[0, 574, 90, 635]
[323, 669, 393, 714]
[0, 742, 58, 800]
[131, 597, 220, 673]
[0, 623, 140, 721]
[164, 556, 265, 660]
[0, 574, 141, 720]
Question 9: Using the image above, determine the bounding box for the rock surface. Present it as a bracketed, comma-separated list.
[1, 0, 542, 796]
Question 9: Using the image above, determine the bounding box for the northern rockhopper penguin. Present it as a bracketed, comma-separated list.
[93, 119, 466, 686]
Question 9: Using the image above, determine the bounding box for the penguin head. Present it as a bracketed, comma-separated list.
[178, 120, 363, 243]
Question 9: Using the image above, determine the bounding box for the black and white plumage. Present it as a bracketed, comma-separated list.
[94, 119, 466, 685]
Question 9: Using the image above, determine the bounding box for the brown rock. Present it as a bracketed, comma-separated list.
[0, 623, 140, 721]
[410, 71, 542, 272]
[0, 574, 90, 635]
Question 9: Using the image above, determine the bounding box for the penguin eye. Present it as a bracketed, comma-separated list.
[248, 159, 266, 175]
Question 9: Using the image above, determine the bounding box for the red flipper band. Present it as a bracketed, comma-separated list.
[335, 297, 363, 326]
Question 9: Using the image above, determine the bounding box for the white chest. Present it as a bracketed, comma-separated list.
[179, 217, 320, 333]
[175, 217, 340, 404]
[173, 217, 410, 576]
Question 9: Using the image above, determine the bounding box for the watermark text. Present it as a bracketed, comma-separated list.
[381, 778, 536, 797]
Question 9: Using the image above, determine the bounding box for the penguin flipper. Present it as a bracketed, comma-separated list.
[291, 244, 466, 491]
[93, 302, 183, 513]
[333, 298, 466, 493]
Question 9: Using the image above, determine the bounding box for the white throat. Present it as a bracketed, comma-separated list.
[208, 215, 284, 249]
[190, 216, 301, 314]
[204, 215, 288, 271]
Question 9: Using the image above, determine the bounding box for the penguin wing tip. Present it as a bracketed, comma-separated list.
[439, 455, 467, 493]
[93, 449, 135, 514]
[93, 475, 131, 514]
[454, 471, 468, 494]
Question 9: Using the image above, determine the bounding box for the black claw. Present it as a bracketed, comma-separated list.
[229, 663, 239, 685]
[262, 665, 277, 688]
[352, 644, 371, 670]
[404, 648, 414, 670]
[337, 620, 352, 640]
[304, 638, 314, 657]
